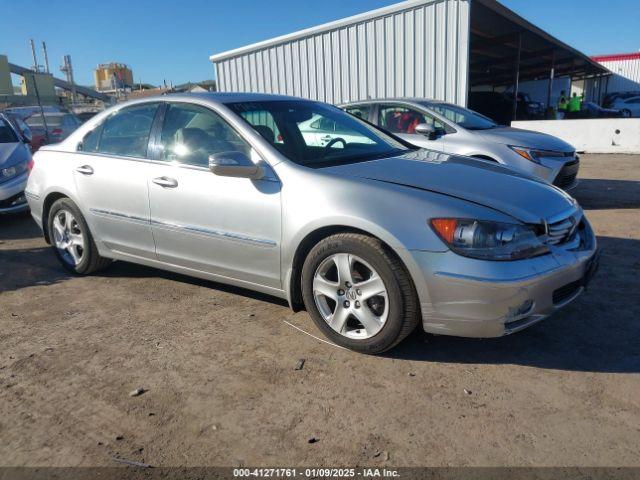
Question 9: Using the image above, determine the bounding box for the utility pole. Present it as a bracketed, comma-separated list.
[31, 72, 50, 144]
[29, 39, 40, 72]
[41, 41, 50, 74]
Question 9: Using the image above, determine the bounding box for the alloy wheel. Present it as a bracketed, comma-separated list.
[52, 209, 85, 266]
[312, 253, 389, 339]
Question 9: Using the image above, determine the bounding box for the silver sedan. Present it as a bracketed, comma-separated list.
[26, 93, 598, 353]
[340, 99, 580, 190]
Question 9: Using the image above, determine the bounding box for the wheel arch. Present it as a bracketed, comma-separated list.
[41, 191, 72, 244]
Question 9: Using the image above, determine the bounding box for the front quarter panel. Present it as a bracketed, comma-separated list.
[275, 161, 518, 306]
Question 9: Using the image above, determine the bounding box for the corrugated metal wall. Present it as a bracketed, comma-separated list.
[598, 59, 640, 92]
[211, 0, 470, 106]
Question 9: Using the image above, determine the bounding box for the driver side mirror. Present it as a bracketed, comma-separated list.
[208, 151, 264, 180]
[414, 123, 438, 140]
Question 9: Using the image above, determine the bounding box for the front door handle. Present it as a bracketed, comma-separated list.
[321, 135, 332, 142]
[76, 165, 94, 175]
[152, 176, 178, 188]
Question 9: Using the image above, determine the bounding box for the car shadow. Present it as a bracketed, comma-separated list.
[97, 261, 290, 307]
[572, 178, 640, 210]
[386, 235, 640, 374]
[0, 212, 42, 241]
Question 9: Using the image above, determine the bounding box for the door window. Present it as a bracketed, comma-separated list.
[96, 103, 159, 158]
[344, 105, 372, 121]
[378, 104, 442, 134]
[158, 103, 251, 167]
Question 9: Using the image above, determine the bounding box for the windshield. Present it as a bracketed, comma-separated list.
[424, 102, 498, 130]
[226, 100, 412, 167]
[26, 115, 63, 127]
[0, 118, 18, 144]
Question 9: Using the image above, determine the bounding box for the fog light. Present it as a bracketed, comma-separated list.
[506, 299, 534, 322]
[10, 194, 27, 207]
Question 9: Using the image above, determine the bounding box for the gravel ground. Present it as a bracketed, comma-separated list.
[0, 154, 639, 467]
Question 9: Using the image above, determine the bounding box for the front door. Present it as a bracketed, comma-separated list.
[147, 102, 282, 288]
[376, 103, 445, 151]
[73, 102, 160, 259]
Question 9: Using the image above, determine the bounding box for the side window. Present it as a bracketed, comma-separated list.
[379, 104, 441, 134]
[80, 127, 101, 152]
[96, 103, 159, 158]
[159, 103, 251, 167]
[345, 105, 371, 121]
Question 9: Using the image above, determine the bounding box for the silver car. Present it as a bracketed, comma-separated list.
[340, 99, 580, 190]
[26, 93, 598, 353]
[0, 113, 33, 214]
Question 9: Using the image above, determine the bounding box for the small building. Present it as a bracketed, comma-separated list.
[94, 62, 134, 92]
[209, 0, 608, 121]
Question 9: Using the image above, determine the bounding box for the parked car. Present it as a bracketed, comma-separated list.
[340, 99, 580, 190]
[611, 96, 640, 118]
[564, 102, 623, 119]
[0, 113, 33, 214]
[2, 105, 64, 120]
[26, 93, 599, 353]
[602, 91, 640, 108]
[75, 111, 101, 123]
[25, 112, 83, 144]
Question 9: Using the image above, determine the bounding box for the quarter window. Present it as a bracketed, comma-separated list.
[96, 103, 159, 158]
[159, 103, 251, 167]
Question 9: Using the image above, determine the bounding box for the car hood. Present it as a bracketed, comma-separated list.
[322, 149, 577, 224]
[475, 126, 574, 152]
[0, 143, 23, 168]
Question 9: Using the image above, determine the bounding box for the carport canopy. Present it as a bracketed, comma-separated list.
[469, 0, 609, 89]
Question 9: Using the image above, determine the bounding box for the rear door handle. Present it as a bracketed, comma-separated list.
[152, 176, 178, 188]
[76, 165, 94, 175]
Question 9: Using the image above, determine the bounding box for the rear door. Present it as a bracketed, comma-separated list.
[73, 102, 160, 259]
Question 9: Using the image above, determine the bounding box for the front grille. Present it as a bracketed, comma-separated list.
[546, 215, 578, 245]
[552, 280, 582, 305]
[553, 158, 580, 189]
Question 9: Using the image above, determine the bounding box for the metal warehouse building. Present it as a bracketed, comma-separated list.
[591, 52, 640, 93]
[210, 0, 608, 115]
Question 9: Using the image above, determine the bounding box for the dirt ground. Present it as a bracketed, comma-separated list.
[1, 154, 639, 468]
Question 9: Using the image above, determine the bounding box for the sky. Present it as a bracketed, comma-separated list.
[1, 0, 639, 88]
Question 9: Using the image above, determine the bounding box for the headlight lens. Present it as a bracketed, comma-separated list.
[508, 146, 566, 164]
[430, 218, 549, 260]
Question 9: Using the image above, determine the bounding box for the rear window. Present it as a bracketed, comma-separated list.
[27, 115, 63, 127]
[0, 118, 18, 143]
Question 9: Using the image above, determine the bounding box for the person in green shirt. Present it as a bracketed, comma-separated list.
[568, 92, 582, 113]
[557, 90, 569, 119]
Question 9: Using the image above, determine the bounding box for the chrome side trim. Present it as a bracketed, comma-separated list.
[90, 208, 150, 224]
[150, 219, 277, 248]
[25, 191, 40, 200]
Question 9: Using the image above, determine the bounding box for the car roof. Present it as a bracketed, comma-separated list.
[138, 92, 311, 105]
[339, 98, 453, 108]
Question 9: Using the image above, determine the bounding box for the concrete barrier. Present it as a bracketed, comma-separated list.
[511, 119, 640, 154]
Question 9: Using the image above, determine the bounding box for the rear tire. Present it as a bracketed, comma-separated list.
[301, 233, 419, 354]
[47, 198, 111, 275]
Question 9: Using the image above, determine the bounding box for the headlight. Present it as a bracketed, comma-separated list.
[430, 218, 549, 261]
[508, 146, 566, 164]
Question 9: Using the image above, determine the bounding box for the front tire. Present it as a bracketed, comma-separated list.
[47, 198, 111, 275]
[301, 233, 419, 354]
